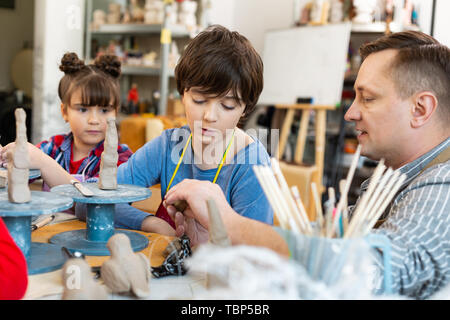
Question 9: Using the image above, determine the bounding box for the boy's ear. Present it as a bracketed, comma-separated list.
[60, 103, 68, 122]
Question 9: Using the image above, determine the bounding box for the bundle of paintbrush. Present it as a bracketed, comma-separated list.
[253, 145, 407, 239]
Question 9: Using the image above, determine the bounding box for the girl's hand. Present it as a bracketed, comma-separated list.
[0, 142, 47, 169]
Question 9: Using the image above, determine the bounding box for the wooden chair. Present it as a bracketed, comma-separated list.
[274, 104, 335, 221]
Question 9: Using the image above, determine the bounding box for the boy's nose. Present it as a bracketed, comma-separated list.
[203, 103, 218, 122]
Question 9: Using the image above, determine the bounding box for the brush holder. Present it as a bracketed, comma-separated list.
[277, 228, 392, 295]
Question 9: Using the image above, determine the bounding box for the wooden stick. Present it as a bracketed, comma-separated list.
[365, 170, 399, 222]
[360, 168, 394, 220]
[360, 172, 407, 236]
[311, 182, 324, 232]
[253, 166, 289, 230]
[325, 187, 335, 237]
[290, 185, 313, 235]
[271, 158, 313, 234]
[344, 160, 386, 238]
[339, 179, 349, 234]
[263, 165, 305, 234]
[348, 167, 392, 236]
[263, 167, 307, 233]
[328, 144, 361, 237]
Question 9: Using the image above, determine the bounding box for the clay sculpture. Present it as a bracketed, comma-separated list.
[207, 199, 231, 246]
[98, 118, 118, 190]
[100, 233, 151, 298]
[205, 198, 231, 288]
[8, 108, 31, 203]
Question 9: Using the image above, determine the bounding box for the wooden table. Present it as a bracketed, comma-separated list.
[24, 215, 206, 300]
[31, 219, 174, 268]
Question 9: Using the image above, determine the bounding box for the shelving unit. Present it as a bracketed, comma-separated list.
[83, 0, 197, 115]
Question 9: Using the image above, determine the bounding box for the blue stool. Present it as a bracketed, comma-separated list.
[0, 191, 73, 275]
[50, 183, 151, 256]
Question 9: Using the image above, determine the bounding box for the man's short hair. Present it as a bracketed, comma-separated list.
[175, 25, 264, 118]
[360, 31, 450, 123]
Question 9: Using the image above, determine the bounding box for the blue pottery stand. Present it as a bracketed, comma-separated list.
[49, 183, 151, 256]
[0, 190, 74, 275]
[0, 168, 41, 182]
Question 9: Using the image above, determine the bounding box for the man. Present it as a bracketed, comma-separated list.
[164, 31, 450, 299]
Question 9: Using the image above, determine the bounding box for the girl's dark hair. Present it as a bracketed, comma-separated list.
[58, 52, 121, 109]
[175, 25, 264, 119]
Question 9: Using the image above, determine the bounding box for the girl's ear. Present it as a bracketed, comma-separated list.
[60, 103, 68, 122]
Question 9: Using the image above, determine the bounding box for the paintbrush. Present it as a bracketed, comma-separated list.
[31, 214, 56, 231]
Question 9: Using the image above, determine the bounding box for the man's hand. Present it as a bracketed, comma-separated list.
[163, 179, 231, 246]
[167, 208, 209, 247]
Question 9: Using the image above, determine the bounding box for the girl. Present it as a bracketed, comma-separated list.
[0, 53, 172, 234]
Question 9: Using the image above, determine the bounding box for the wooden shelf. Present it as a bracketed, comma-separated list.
[351, 22, 420, 33]
[122, 64, 175, 77]
[90, 23, 192, 37]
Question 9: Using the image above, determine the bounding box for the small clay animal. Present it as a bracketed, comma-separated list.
[62, 258, 108, 300]
[100, 233, 151, 298]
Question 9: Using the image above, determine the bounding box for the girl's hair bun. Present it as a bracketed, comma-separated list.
[94, 54, 122, 78]
[59, 52, 85, 74]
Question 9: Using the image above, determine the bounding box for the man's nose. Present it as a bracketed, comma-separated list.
[344, 100, 361, 122]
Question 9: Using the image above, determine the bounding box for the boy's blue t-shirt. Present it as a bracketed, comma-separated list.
[117, 126, 273, 225]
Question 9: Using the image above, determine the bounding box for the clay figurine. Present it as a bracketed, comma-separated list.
[205, 199, 231, 288]
[62, 258, 108, 300]
[100, 233, 151, 298]
[8, 108, 31, 203]
[98, 118, 118, 190]
[207, 199, 231, 246]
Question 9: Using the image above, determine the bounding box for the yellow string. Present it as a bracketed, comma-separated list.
[213, 129, 235, 183]
[166, 129, 236, 192]
[166, 133, 192, 193]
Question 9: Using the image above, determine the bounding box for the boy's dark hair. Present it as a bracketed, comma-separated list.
[58, 52, 121, 109]
[360, 31, 450, 123]
[175, 25, 264, 118]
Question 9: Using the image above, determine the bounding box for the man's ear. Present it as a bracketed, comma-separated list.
[410, 91, 438, 128]
[60, 103, 68, 122]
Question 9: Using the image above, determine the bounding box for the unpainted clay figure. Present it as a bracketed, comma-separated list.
[62, 258, 108, 300]
[98, 118, 118, 190]
[8, 108, 31, 203]
[205, 198, 231, 288]
[100, 233, 151, 298]
[207, 199, 231, 247]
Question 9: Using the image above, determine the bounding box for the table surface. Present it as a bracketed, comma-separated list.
[25, 215, 206, 300]
[32, 218, 172, 267]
